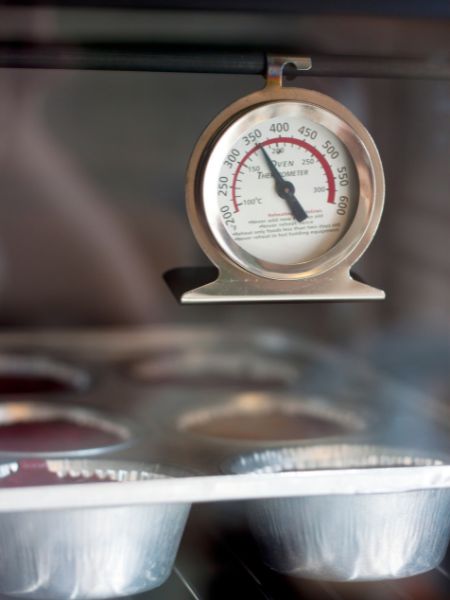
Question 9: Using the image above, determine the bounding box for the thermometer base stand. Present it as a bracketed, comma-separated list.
[176, 267, 385, 304]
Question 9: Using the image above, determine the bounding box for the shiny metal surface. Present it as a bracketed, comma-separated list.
[266, 56, 312, 88]
[2, 453, 450, 511]
[137, 389, 379, 476]
[0, 325, 442, 460]
[226, 444, 450, 581]
[0, 353, 90, 393]
[0, 328, 447, 596]
[125, 329, 385, 469]
[0, 325, 305, 366]
[127, 345, 300, 389]
[183, 56, 385, 302]
[153, 391, 375, 445]
[181, 269, 385, 303]
[0, 459, 191, 600]
[0, 401, 135, 459]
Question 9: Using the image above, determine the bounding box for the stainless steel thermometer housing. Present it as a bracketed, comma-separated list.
[184, 57, 385, 303]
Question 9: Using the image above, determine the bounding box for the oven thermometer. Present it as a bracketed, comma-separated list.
[182, 56, 385, 303]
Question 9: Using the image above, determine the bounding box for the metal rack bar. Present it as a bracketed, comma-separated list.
[2, 1, 450, 18]
[174, 568, 203, 600]
[0, 43, 449, 79]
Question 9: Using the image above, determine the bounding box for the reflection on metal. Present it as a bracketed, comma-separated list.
[266, 55, 311, 87]
[0, 353, 90, 392]
[0, 327, 447, 592]
[226, 445, 450, 581]
[1, 450, 450, 510]
[0, 401, 134, 459]
[0, 459, 191, 600]
[182, 56, 385, 304]
[181, 268, 385, 303]
[165, 391, 374, 445]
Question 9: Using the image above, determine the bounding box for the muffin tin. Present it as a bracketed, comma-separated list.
[0, 326, 448, 598]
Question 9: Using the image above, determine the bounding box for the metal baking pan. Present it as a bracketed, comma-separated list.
[0, 326, 448, 597]
[1, 447, 449, 597]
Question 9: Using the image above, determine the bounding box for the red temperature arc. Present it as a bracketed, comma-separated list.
[231, 137, 336, 213]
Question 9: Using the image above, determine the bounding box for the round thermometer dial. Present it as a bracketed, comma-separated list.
[190, 92, 384, 281]
[217, 112, 358, 265]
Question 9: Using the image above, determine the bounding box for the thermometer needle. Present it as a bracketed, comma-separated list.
[259, 145, 308, 223]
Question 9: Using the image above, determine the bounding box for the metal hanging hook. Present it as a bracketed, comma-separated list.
[266, 56, 312, 88]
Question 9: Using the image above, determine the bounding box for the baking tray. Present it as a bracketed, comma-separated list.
[0, 324, 448, 497]
[0, 325, 449, 595]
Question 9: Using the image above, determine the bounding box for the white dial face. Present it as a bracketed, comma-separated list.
[203, 101, 359, 268]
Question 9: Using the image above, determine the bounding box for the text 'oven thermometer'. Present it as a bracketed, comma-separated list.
[182, 56, 385, 303]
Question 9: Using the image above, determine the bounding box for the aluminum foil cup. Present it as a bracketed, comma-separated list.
[226, 444, 450, 581]
[0, 459, 191, 599]
[0, 401, 135, 458]
[0, 354, 90, 395]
